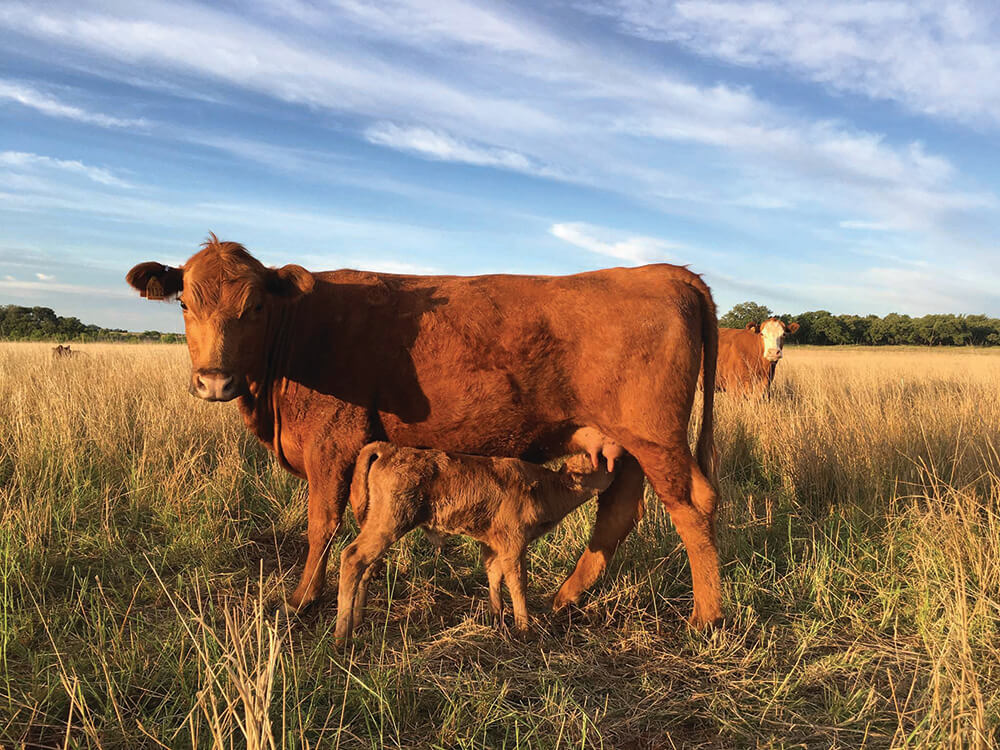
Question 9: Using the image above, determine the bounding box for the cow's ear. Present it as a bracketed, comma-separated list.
[786, 322, 800, 334]
[126, 262, 184, 300]
[267, 264, 314, 300]
[745, 322, 759, 332]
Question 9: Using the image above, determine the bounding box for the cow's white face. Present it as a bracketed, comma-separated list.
[760, 318, 797, 362]
[760, 320, 785, 362]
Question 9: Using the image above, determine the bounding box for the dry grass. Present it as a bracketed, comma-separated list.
[1, 342, 998, 748]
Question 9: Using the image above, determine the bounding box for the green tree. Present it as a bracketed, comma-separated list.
[719, 301, 773, 329]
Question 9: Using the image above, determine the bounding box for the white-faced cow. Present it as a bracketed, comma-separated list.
[717, 317, 799, 397]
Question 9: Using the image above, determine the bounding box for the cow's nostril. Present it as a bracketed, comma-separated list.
[193, 372, 237, 400]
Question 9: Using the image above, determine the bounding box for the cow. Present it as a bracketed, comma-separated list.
[336, 443, 616, 645]
[52, 344, 78, 358]
[717, 318, 799, 397]
[125, 234, 722, 628]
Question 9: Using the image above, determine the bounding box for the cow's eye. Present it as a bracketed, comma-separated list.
[179, 298, 188, 311]
[253, 303, 264, 313]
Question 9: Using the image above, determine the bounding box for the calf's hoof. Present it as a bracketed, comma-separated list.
[551, 588, 581, 613]
[512, 623, 537, 642]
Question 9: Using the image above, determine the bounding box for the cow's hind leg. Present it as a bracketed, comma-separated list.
[633, 443, 722, 629]
[553, 455, 645, 611]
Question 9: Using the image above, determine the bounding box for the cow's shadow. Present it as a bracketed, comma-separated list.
[283, 279, 448, 425]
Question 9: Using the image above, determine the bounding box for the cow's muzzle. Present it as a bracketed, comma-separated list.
[191, 370, 239, 402]
[764, 350, 782, 362]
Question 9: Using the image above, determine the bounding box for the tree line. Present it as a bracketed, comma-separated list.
[3, 301, 999, 347]
[0, 305, 184, 343]
[720, 302, 1000, 346]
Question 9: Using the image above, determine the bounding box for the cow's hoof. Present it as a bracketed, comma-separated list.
[282, 593, 319, 618]
[688, 610, 724, 632]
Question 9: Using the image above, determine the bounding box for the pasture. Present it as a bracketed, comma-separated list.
[1, 342, 998, 748]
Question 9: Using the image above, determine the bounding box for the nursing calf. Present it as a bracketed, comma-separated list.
[335, 442, 614, 645]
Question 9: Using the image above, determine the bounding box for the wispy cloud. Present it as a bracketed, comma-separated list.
[0, 276, 130, 298]
[550, 222, 687, 264]
[35, 272, 54, 281]
[0, 151, 132, 188]
[840, 220, 894, 231]
[583, 0, 1000, 127]
[0, 79, 146, 128]
[365, 123, 542, 174]
[322, 0, 566, 57]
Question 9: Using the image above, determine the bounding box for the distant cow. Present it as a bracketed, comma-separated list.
[126, 235, 722, 628]
[336, 442, 616, 644]
[52, 344, 78, 358]
[717, 318, 799, 396]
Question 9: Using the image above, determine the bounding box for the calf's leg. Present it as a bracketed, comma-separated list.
[481, 543, 504, 627]
[335, 529, 398, 645]
[553, 455, 645, 610]
[501, 552, 530, 633]
[352, 563, 378, 631]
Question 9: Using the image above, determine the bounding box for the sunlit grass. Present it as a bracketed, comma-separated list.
[1, 342, 998, 748]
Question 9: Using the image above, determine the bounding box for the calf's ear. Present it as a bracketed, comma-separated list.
[745, 322, 759, 332]
[786, 322, 800, 334]
[267, 264, 315, 300]
[126, 262, 184, 300]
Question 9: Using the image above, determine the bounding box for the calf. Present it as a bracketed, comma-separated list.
[335, 442, 615, 645]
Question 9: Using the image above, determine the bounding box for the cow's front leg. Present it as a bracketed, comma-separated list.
[285, 457, 355, 615]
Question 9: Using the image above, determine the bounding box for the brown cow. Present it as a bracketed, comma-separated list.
[52, 344, 77, 358]
[717, 318, 799, 397]
[336, 443, 616, 644]
[125, 234, 722, 628]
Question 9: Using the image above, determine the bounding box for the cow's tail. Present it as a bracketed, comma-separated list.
[690, 275, 719, 491]
[349, 443, 383, 526]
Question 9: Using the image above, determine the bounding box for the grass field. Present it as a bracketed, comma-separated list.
[1, 342, 998, 749]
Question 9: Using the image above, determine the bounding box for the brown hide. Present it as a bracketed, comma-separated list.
[716, 326, 772, 396]
[336, 443, 615, 643]
[126, 236, 722, 628]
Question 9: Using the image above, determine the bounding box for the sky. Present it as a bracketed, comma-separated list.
[1, 0, 999, 332]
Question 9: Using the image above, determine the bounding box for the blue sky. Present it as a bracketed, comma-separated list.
[1, 0, 998, 332]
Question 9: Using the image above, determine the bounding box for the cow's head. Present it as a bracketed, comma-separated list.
[126, 234, 314, 401]
[758, 317, 799, 362]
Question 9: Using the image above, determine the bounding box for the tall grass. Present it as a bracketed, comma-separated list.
[1, 343, 998, 748]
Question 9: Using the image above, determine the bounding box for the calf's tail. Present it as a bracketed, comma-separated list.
[350, 443, 383, 525]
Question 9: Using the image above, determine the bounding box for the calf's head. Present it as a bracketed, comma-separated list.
[126, 234, 313, 401]
[750, 318, 799, 362]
